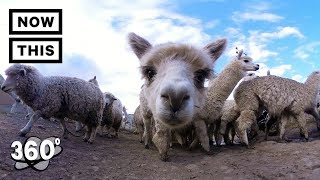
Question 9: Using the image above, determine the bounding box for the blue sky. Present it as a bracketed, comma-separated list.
[0, 0, 319, 113]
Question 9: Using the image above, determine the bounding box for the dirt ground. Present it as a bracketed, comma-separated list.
[1, 112, 320, 180]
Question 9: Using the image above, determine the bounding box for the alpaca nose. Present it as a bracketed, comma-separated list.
[160, 82, 191, 113]
[255, 64, 260, 70]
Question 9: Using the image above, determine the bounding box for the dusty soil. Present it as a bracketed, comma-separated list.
[1, 112, 320, 180]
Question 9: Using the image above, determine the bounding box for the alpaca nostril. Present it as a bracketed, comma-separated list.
[1, 86, 5, 91]
[183, 95, 190, 101]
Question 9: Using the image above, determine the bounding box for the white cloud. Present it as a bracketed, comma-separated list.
[292, 74, 306, 82]
[260, 27, 304, 40]
[294, 41, 320, 60]
[232, 12, 284, 23]
[269, 64, 292, 76]
[0, 0, 214, 113]
[205, 19, 220, 29]
[232, 1, 283, 23]
[225, 26, 303, 63]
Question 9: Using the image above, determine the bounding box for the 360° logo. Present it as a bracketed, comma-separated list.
[11, 136, 63, 171]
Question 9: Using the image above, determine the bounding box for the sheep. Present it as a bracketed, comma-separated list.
[74, 76, 99, 132]
[98, 92, 123, 138]
[234, 71, 320, 146]
[133, 105, 144, 143]
[193, 49, 259, 152]
[128, 32, 227, 161]
[85, 75, 124, 138]
[1, 64, 105, 143]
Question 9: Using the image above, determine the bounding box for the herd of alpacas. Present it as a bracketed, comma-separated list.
[1, 32, 320, 161]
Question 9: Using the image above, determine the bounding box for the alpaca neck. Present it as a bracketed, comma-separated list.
[207, 61, 245, 103]
[304, 75, 320, 99]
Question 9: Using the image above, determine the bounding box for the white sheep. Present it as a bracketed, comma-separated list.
[1, 64, 105, 143]
[99, 92, 123, 138]
[234, 71, 320, 146]
[128, 32, 227, 161]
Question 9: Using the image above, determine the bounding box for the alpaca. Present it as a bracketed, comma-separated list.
[234, 71, 320, 146]
[128, 32, 227, 161]
[193, 49, 259, 151]
[1, 64, 105, 143]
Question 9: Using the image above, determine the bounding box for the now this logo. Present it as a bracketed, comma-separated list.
[9, 9, 63, 63]
[11, 136, 63, 171]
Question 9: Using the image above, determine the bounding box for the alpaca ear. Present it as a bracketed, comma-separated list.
[267, 70, 271, 75]
[237, 49, 243, 59]
[94, 76, 96, 80]
[19, 69, 26, 76]
[128, 32, 152, 59]
[204, 38, 227, 63]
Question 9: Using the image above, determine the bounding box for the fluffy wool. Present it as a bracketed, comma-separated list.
[234, 71, 320, 145]
[99, 92, 123, 138]
[2, 64, 105, 143]
[193, 50, 259, 151]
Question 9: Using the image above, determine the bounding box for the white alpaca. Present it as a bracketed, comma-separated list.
[128, 32, 227, 161]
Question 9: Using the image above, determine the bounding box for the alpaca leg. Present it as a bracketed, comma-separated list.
[207, 123, 215, 146]
[296, 113, 308, 141]
[20, 111, 41, 136]
[143, 116, 152, 149]
[224, 123, 233, 145]
[193, 120, 210, 152]
[235, 110, 255, 146]
[214, 121, 222, 146]
[152, 122, 170, 161]
[279, 116, 288, 141]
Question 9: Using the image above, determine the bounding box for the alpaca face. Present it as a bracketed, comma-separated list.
[128, 32, 227, 128]
[238, 56, 260, 71]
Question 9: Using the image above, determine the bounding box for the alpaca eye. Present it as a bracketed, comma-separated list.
[141, 66, 157, 81]
[244, 59, 249, 63]
[194, 68, 211, 89]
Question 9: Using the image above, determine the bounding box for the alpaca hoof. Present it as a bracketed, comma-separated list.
[139, 140, 143, 143]
[209, 140, 214, 146]
[277, 139, 288, 143]
[246, 145, 255, 149]
[202, 144, 210, 152]
[83, 137, 88, 142]
[88, 139, 94, 144]
[304, 138, 309, 142]
[144, 144, 150, 149]
[159, 153, 169, 162]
